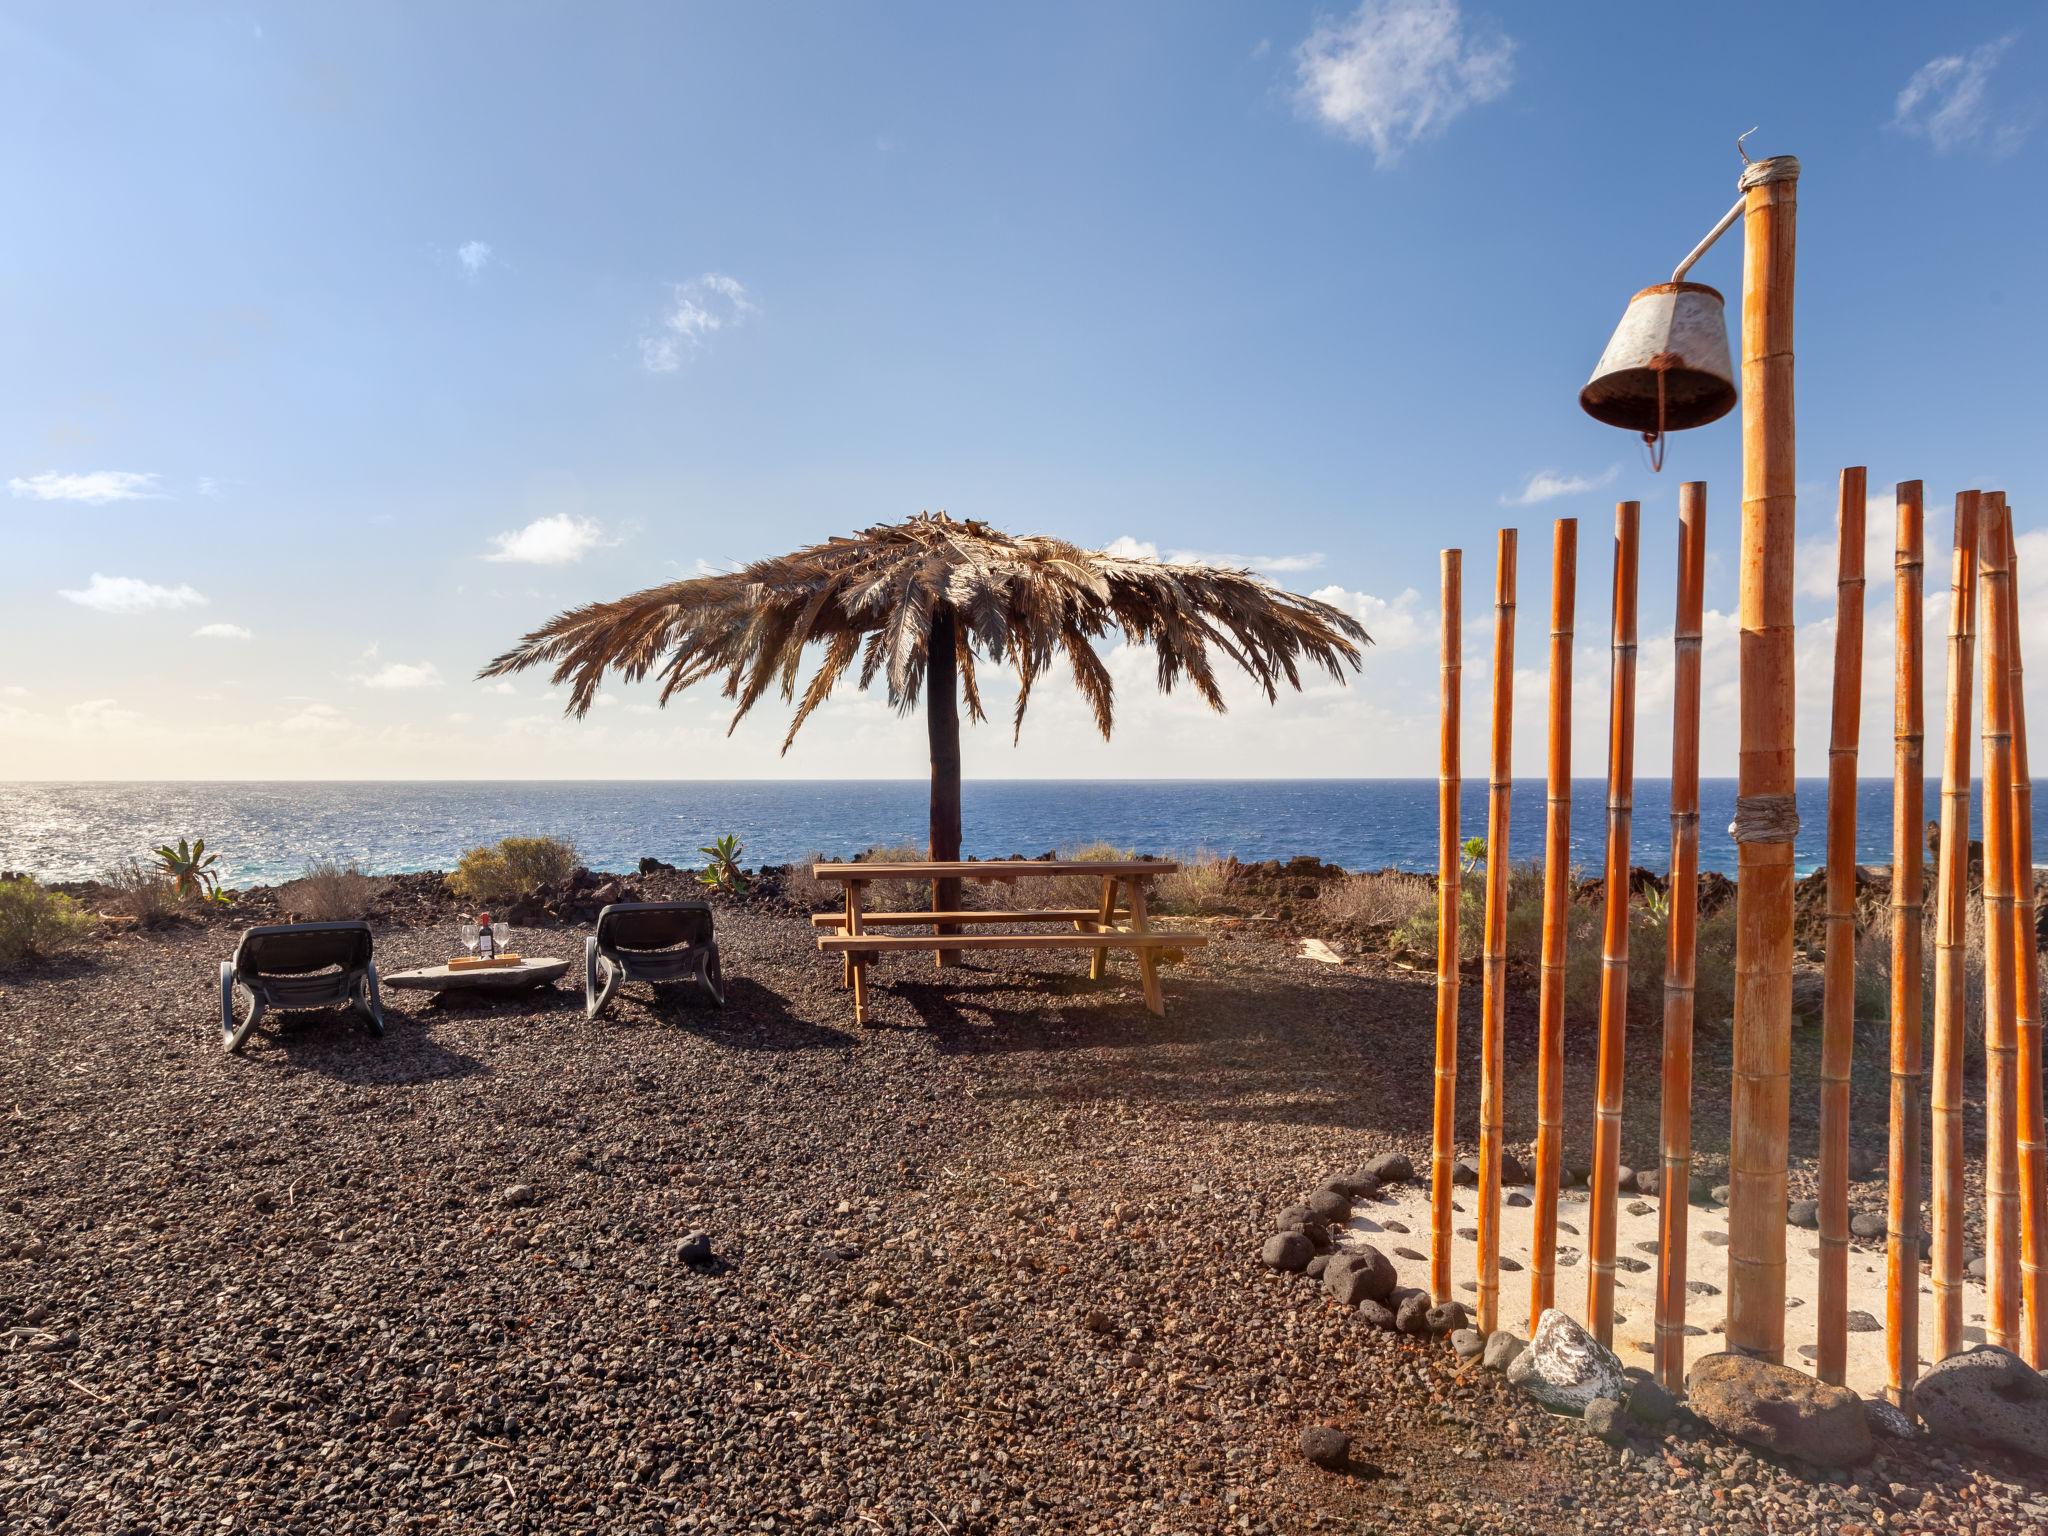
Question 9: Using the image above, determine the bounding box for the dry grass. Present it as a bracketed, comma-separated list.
[1317, 870, 1435, 930]
[99, 858, 181, 927]
[1151, 850, 1237, 916]
[784, 846, 935, 914]
[277, 860, 383, 922]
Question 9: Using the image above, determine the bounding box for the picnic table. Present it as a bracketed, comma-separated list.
[810, 859, 1207, 1025]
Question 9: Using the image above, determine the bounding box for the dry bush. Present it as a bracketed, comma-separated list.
[784, 845, 935, 913]
[278, 860, 383, 921]
[1318, 870, 1435, 930]
[1152, 850, 1238, 915]
[100, 857, 181, 927]
[978, 842, 1136, 912]
[447, 835, 580, 906]
[0, 877, 96, 970]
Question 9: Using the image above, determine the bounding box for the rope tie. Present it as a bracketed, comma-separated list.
[1729, 793, 1801, 844]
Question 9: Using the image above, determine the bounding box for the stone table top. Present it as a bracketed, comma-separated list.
[383, 957, 571, 993]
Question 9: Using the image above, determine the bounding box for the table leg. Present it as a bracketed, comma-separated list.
[846, 880, 869, 1026]
[1089, 876, 1117, 982]
[1129, 881, 1164, 1015]
[842, 884, 857, 989]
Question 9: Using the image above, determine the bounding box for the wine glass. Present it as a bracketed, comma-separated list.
[495, 919, 513, 957]
[460, 919, 479, 959]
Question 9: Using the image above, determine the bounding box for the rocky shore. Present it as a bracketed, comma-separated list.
[3, 871, 2045, 1533]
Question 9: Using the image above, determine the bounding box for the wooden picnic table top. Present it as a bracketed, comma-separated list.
[810, 858, 1178, 882]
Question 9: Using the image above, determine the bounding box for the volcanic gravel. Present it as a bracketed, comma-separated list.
[4, 899, 2046, 1533]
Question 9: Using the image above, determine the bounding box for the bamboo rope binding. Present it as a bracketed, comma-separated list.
[1728, 154, 1800, 1363]
[2004, 507, 2048, 1367]
[1654, 483, 1706, 1392]
[1587, 501, 1639, 1348]
[1816, 468, 1868, 1385]
[1431, 549, 1463, 1307]
[1932, 490, 1981, 1358]
[1887, 481, 1926, 1411]
[1981, 493, 2020, 1352]
[1478, 528, 1517, 1336]
[1530, 517, 1577, 1332]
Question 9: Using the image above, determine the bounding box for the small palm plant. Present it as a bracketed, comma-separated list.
[1461, 835, 1488, 875]
[697, 835, 751, 895]
[152, 837, 230, 904]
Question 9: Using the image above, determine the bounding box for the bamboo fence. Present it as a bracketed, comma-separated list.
[1653, 483, 1705, 1392]
[1477, 528, 1517, 1336]
[1431, 549, 1463, 1307]
[1981, 495, 2020, 1351]
[1587, 501, 1639, 1348]
[1887, 481, 1926, 1410]
[2007, 510, 2048, 1367]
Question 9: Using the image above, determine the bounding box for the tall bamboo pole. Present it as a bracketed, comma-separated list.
[1431, 550, 1463, 1307]
[1887, 480, 1926, 1410]
[1654, 482, 1706, 1392]
[1981, 494, 2020, 1352]
[1815, 467, 1868, 1385]
[1932, 490, 1981, 1359]
[1477, 528, 1517, 1337]
[1587, 501, 1639, 1348]
[1727, 153, 1801, 1363]
[2004, 507, 2047, 1367]
[1531, 518, 1578, 1332]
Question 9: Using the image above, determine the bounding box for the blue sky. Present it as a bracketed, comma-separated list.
[2, 1, 2043, 780]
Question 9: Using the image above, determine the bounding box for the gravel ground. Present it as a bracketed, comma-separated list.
[3, 899, 2045, 1534]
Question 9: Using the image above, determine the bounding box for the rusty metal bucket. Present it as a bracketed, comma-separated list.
[1579, 281, 1736, 435]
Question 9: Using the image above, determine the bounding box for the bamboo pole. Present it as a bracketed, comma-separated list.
[1981, 494, 2020, 1352]
[1477, 528, 1517, 1337]
[1932, 490, 1981, 1359]
[2004, 507, 2048, 1367]
[1887, 480, 1926, 1411]
[1654, 482, 1706, 1393]
[1727, 153, 1801, 1363]
[1430, 549, 1463, 1307]
[1816, 467, 1868, 1386]
[1587, 501, 1639, 1349]
[1531, 518, 1578, 1332]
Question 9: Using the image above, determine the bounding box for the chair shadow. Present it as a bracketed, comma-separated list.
[246, 1006, 490, 1086]
[615, 974, 855, 1053]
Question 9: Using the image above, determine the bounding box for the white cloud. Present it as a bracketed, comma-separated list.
[1894, 35, 2030, 155]
[10, 470, 167, 504]
[1293, 0, 1514, 165]
[482, 679, 518, 696]
[1312, 584, 1426, 649]
[66, 698, 143, 731]
[193, 622, 253, 641]
[60, 573, 208, 614]
[640, 272, 756, 372]
[195, 476, 221, 497]
[447, 710, 476, 725]
[1502, 464, 1621, 507]
[281, 703, 348, 734]
[486, 513, 609, 565]
[355, 660, 444, 690]
[0, 685, 28, 697]
[1100, 536, 1325, 575]
[458, 239, 493, 276]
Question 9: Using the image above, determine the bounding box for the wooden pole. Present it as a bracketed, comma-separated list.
[1654, 482, 1706, 1392]
[927, 605, 963, 967]
[2004, 507, 2048, 1367]
[1817, 467, 1868, 1385]
[1587, 501, 1639, 1348]
[1478, 528, 1517, 1336]
[1727, 154, 1800, 1363]
[1531, 518, 1578, 1332]
[1932, 489, 1981, 1359]
[1981, 494, 2020, 1352]
[1431, 549, 1463, 1307]
[1887, 480, 1926, 1411]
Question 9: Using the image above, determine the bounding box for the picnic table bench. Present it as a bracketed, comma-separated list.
[810, 859, 1207, 1024]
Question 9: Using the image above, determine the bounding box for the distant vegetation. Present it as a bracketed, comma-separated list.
[0, 876, 95, 970]
[446, 835, 581, 906]
[279, 860, 383, 921]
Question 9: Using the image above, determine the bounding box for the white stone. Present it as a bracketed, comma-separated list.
[1506, 1307, 1628, 1416]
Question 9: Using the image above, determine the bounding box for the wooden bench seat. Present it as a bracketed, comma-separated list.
[817, 931, 1203, 952]
[810, 908, 1128, 928]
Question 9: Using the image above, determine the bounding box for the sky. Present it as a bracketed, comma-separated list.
[2, 1, 2044, 783]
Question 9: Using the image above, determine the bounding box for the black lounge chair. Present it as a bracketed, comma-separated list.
[220, 920, 385, 1053]
[585, 901, 724, 1019]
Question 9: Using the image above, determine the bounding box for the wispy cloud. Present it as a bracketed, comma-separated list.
[458, 239, 494, 276]
[354, 660, 444, 690]
[195, 475, 222, 497]
[1893, 34, 2032, 155]
[1293, 0, 1514, 165]
[481, 679, 519, 696]
[193, 622, 253, 641]
[1102, 536, 1324, 575]
[60, 573, 207, 614]
[10, 470, 168, 505]
[486, 513, 610, 565]
[281, 702, 348, 734]
[67, 698, 143, 731]
[1501, 465, 1620, 506]
[1312, 584, 1424, 649]
[640, 273, 756, 372]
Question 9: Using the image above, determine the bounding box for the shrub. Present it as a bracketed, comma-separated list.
[1318, 870, 1435, 931]
[278, 860, 383, 921]
[0, 877, 96, 970]
[1152, 850, 1238, 915]
[100, 857, 181, 927]
[783, 845, 935, 913]
[446, 835, 581, 906]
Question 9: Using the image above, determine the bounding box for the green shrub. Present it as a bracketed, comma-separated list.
[446, 835, 581, 906]
[0, 877, 96, 970]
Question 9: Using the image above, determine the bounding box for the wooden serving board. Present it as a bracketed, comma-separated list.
[448, 954, 525, 971]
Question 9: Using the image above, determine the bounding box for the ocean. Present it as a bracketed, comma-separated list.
[0, 779, 2027, 888]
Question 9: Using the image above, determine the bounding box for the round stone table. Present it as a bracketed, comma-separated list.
[383, 957, 571, 999]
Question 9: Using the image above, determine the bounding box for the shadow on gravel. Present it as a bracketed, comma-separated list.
[248, 1014, 489, 1086]
[623, 975, 855, 1053]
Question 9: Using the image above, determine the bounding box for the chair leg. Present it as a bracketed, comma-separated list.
[584, 936, 601, 1019]
[223, 969, 265, 1054]
[700, 947, 725, 1007]
[587, 947, 624, 1021]
[357, 964, 386, 1036]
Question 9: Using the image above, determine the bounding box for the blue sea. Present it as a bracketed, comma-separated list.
[0, 779, 2033, 888]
